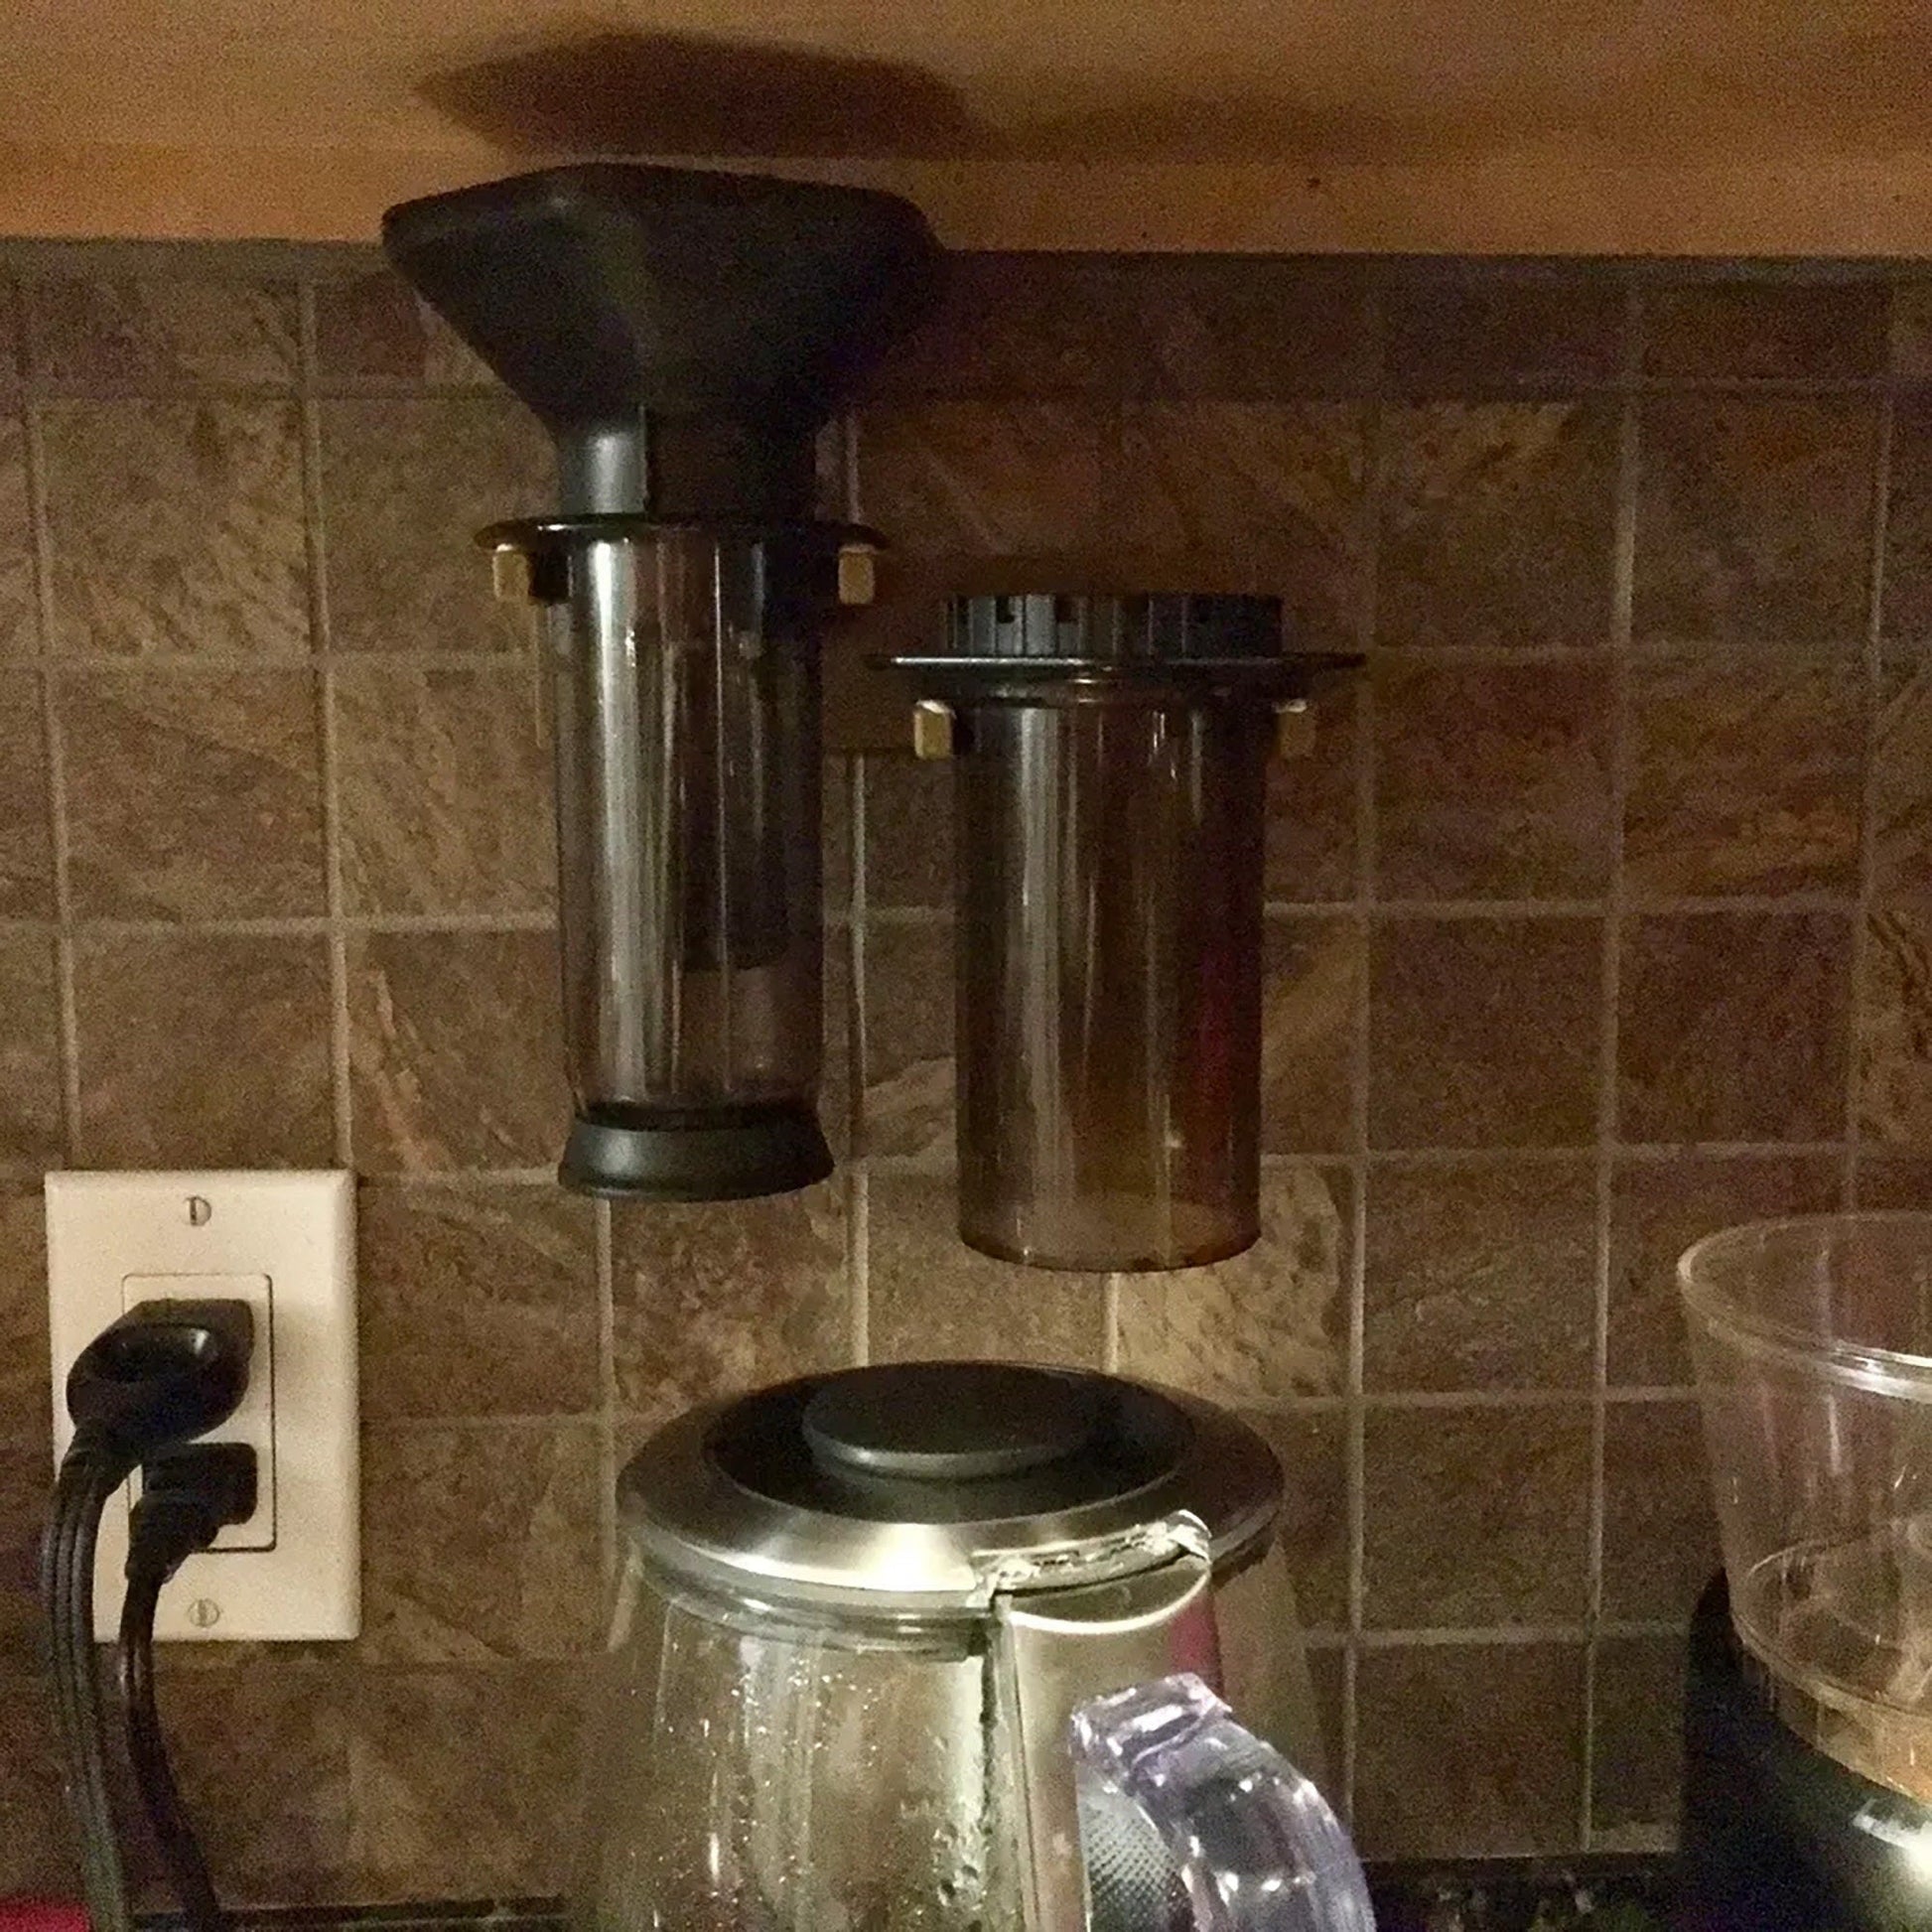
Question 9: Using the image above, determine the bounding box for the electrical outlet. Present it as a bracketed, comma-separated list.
[45, 1171, 359, 1642]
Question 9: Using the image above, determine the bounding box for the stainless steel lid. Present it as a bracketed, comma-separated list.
[618, 1361, 1283, 1619]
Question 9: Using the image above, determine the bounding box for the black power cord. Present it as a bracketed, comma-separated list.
[41, 1300, 256, 1932]
[118, 1443, 259, 1932]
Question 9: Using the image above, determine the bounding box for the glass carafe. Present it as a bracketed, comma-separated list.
[579, 1362, 1370, 1932]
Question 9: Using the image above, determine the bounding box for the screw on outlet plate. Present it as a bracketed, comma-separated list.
[186, 1195, 212, 1226]
[187, 1598, 221, 1629]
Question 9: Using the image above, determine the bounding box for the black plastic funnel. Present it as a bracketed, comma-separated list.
[382, 163, 940, 515]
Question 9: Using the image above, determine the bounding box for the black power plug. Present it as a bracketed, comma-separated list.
[43, 1297, 259, 1932]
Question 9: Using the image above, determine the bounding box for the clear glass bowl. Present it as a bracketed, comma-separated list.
[1682, 1212, 1932, 1800]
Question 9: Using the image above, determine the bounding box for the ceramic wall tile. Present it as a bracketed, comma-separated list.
[1362, 1404, 1592, 1627]
[319, 396, 551, 653]
[1369, 914, 1603, 1149]
[867, 1170, 1107, 1365]
[1634, 394, 1877, 647]
[312, 270, 497, 390]
[0, 670, 51, 915]
[0, 1675, 78, 1893]
[1265, 679, 1359, 903]
[72, 930, 332, 1166]
[357, 1182, 599, 1419]
[342, 1664, 587, 1900]
[358, 1420, 601, 1662]
[1117, 1163, 1351, 1402]
[611, 1182, 849, 1431]
[61, 666, 326, 917]
[1113, 254, 1374, 399]
[0, 930, 60, 1159]
[1858, 897, 1932, 1150]
[23, 276, 300, 390]
[1642, 279, 1887, 379]
[1353, 1642, 1586, 1857]
[859, 918, 954, 1161]
[1885, 393, 1932, 649]
[347, 928, 569, 1173]
[41, 398, 309, 655]
[334, 658, 552, 914]
[0, 410, 35, 655]
[1873, 664, 1932, 893]
[1114, 401, 1368, 650]
[863, 753, 952, 909]
[1377, 400, 1617, 649]
[1625, 652, 1864, 898]
[1619, 909, 1852, 1143]
[156, 1657, 355, 1904]
[1385, 268, 1625, 392]
[1608, 1152, 1843, 1386]
[1364, 1157, 1597, 1391]
[1599, 1399, 1722, 1620]
[1260, 916, 1362, 1156]
[1373, 656, 1613, 897]
[855, 400, 1105, 556]
[1590, 1633, 1687, 1846]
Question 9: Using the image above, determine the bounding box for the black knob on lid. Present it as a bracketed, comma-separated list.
[802, 1362, 1103, 1481]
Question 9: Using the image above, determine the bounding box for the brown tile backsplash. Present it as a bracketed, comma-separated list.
[23, 276, 301, 392]
[1115, 401, 1368, 647]
[1353, 1641, 1587, 1858]
[319, 396, 550, 653]
[868, 1169, 1107, 1366]
[1118, 1163, 1351, 1402]
[61, 665, 327, 917]
[1376, 399, 1617, 649]
[1641, 279, 1888, 381]
[1886, 393, 1932, 648]
[357, 1420, 601, 1663]
[1384, 268, 1625, 393]
[611, 1183, 848, 1430]
[1624, 651, 1864, 899]
[71, 929, 333, 1167]
[347, 928, 569, 1173]
[1633, 393, 1877, 646]
[1608, 1152, 1843, 1386]
[1369, 914, 1603, 1148]
[1600, 1399, 1722, 1621]
[1363, 1157, 1597, 1391]
[1373, 656, 1613, 897]
[42, 397, 310, 655]
[0, 670, 52, 915]
[356, 1182, 599, 1420]
[3, 252, 1923, 1894]
[1618, 909, 1852, 1143]
[333, 657, 551, 914]
[1362, 1404, 1592, 1628]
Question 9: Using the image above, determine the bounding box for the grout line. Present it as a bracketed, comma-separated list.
[1102, 1275, 1121, 1373]
[58, 909, 560, 936]
[1352, 1621, 1678, 1649]
[23, 390, 82, 1155]
[596, 1195, 617, 1585]
[1845, 389, 1893, 1207]
[300, 282, 354, 1170]
[10, 647, 541, 671]
[848, 747, 871, 1367]
[1581, 298, 1642, 1850]
[1360, 1386, 1599, 1409]
[1340, 345, 1383, 1827]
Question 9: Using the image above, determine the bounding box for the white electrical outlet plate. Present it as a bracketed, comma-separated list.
[45, 1171, 359, 1642]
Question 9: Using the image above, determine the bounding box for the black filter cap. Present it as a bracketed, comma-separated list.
[561, 1100, 834, 1202]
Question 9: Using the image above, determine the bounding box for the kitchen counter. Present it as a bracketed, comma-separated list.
[186, 1859, 1676, 1932]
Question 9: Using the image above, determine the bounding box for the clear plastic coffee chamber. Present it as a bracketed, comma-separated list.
[487, 520, 869, 1199]
[896, 596, 1322, 1272]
